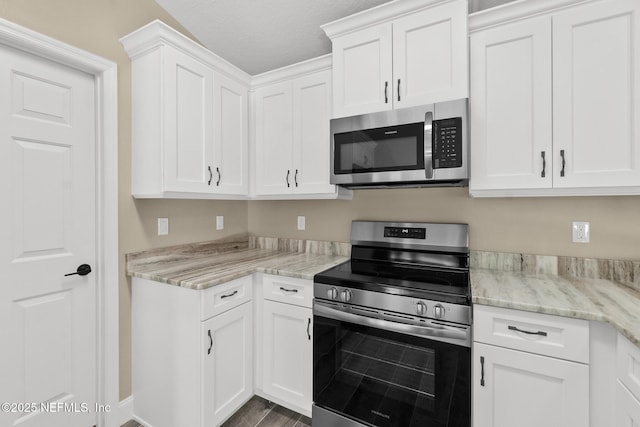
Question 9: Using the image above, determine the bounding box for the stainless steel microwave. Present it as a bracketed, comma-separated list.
[330, 99, 468, 188]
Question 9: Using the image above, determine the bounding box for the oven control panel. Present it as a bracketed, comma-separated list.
[314, 282, 471, 326]
[383, 226, 426, 239]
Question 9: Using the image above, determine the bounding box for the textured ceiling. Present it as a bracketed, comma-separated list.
[154, 0, 394, 75]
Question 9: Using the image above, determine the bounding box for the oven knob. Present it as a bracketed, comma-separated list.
[327, 287, 338, 300]
[434, 304, 445, 319]
[340, 289, 352, 303]
[416, 301, 427, 316]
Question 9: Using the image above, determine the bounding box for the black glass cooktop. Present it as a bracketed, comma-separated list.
[315, 246, 470, 305]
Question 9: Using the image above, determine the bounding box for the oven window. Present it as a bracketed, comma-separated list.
[334, 122, 425, 174]
[314, 314, 470, 427]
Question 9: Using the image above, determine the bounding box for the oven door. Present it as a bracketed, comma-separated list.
[313, 301, 470, 427]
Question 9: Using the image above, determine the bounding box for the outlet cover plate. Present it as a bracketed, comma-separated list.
[216, 216, 224, 230]
[158, 218, 169, 236]
[572, 221, 590, 243]
[297, 216, 306, 231]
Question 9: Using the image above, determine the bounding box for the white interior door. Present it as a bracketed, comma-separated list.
[0, 43, 97, 427]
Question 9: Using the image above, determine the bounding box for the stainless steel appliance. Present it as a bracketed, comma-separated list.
[313, 221, 471, 427]
[330, 99, 468, 188]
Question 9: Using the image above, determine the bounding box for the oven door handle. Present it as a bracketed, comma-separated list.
[314, 301, 470, 347]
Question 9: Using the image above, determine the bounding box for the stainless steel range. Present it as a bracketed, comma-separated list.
[312, 221, 471, 427]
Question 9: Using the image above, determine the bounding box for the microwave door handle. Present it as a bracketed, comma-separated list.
[424, 111, 434, 179]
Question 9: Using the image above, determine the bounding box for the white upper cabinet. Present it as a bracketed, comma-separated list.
[254, 81, 293, 195]
[121, 20, 250, 199]
[470, 16, 553, 191]
[253, 59, 351, 199]
[163, 48, 215, 194]
[552, 0, 640, 190]
[469, 0, 640, 197]
[214, 73, 249, 195]
[324, 0, 468, 118]
[331, 24, 393, 117]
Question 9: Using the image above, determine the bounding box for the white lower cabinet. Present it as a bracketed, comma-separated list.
[473, 342, 589, 427]
[202, 301, 253, 426]
[617, 381, 640, 427]
[260, 275, 313, 416]
[473, 305, 589, 427]
[617, 333, 640, 426]
[132, 276, 253, 427]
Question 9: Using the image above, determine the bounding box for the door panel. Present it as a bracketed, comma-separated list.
[553, 0, 640, 188]
[163, 49, 214, 193]
[332, 23, 393, 118]
[254, 81, 293, 195]
[0, 44, 96, 427]
[470, 16, 553, 191]
[393, 0, 468, 108]
[292, 70, 334, 194]
[215, 74, 248, 195]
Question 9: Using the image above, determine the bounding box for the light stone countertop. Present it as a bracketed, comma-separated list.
[471, 268, 640, 346]
[126, 238, 348, 291]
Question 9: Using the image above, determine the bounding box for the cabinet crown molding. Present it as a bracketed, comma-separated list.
[469, 0, 592, 31]
[120, 19, 251, 86]
[251, 54, 331, 89]
[321, 0, 454, 39]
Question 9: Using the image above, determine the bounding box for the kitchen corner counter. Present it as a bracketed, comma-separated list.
[126, 237, 349, 290]
[471, 268, 640, 347]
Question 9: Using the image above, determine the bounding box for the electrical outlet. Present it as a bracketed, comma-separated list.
[216, 216, 224, 230]
[572, 221, 590, 243]
[297, 216, 306, 231]
[158, 218, 169, 236]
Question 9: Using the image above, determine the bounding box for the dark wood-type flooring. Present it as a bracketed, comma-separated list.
[121, 395, 311, 427]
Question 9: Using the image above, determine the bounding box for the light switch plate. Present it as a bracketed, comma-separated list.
[297, 216, 306, 231]
[158, 218, 169, 236]
[216, 216, 224, 230]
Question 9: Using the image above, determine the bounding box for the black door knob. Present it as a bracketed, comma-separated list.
[64, 264, 92, 277]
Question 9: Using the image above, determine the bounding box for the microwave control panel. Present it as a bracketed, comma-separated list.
[432, 117, 462, 169]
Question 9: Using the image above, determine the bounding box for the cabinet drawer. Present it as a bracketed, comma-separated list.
[201, 275, 253, 320]
[262, 274, 312, 308]
[618, 333, 640, 401]
[473, 305, 589, 363]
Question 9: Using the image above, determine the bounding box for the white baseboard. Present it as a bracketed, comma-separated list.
[118, 396, 133, 426]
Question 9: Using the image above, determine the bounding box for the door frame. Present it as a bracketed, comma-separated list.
[0, 18, 119, 427]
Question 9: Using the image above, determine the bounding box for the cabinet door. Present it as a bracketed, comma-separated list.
[262, 300, 312, 413]
[552, 0, 640, 188]
[474, 342, 589, 427]
[202, 301, 253, 427]
[292, 70, 334, 194]
[254, 81, 293, 195]
[332, 23, 393, 118]
[469, 16, 553, 192]
[393, 0, 468, 109]
[617, 381, 640, 427]
[163, 48, 215, 193]
[213, 73, 248, 195]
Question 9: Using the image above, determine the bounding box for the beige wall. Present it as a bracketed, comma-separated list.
[248, 188, 640, 260]
[0, 0, 249, 400]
